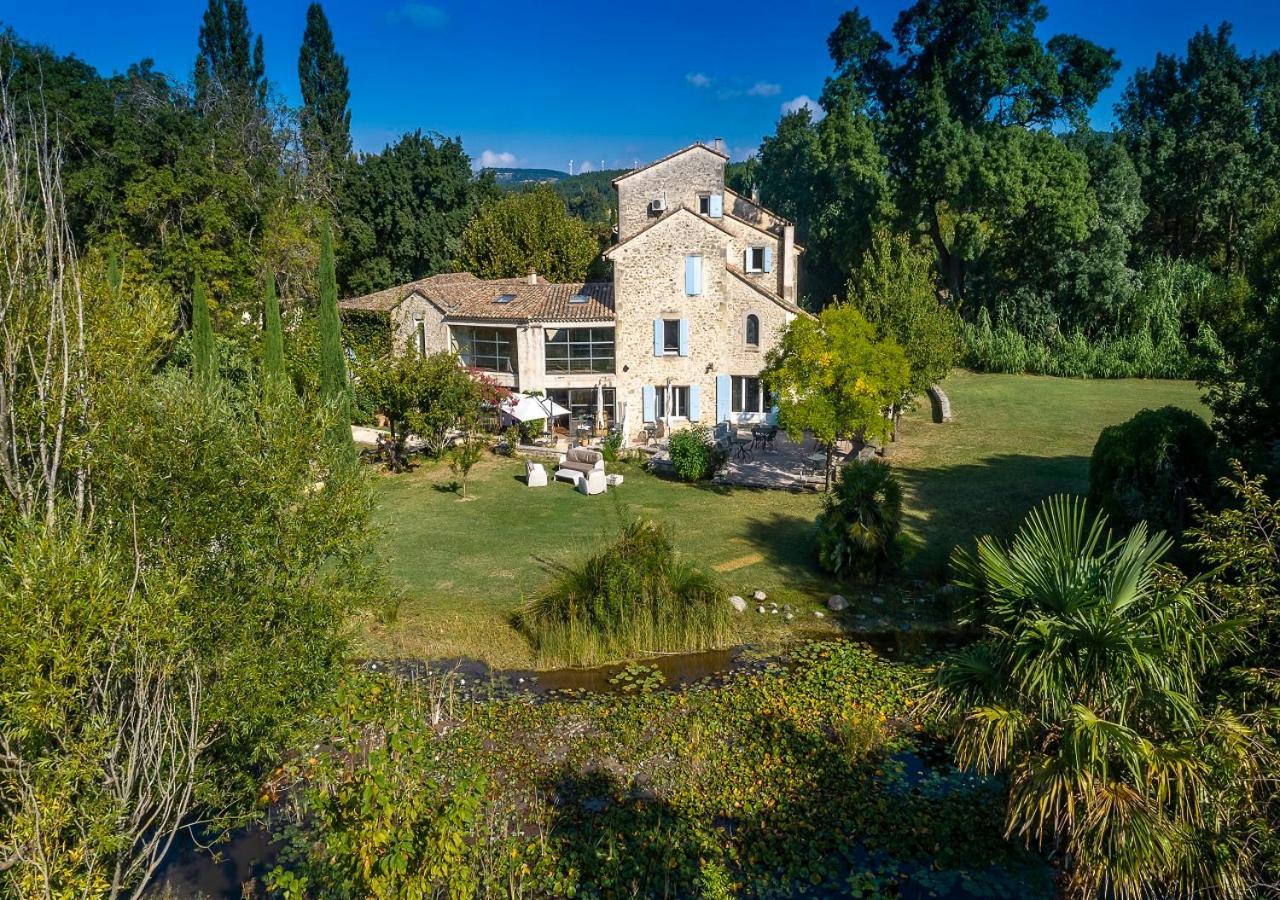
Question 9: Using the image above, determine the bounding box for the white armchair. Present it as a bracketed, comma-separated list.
[525, 460, 547, 487]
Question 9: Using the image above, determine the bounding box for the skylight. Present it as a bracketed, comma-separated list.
[568, 293, 590, 304]
[493, 293, 516, 304]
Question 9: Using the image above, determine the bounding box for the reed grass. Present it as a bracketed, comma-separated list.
[515, 518, 731, 667]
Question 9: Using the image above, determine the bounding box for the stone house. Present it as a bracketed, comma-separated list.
[338, 141, 804, 441]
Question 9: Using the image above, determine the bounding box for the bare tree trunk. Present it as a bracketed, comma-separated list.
[0, 66, 87, 526]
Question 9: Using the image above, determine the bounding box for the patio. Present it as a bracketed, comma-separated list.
[650, 427, 864, 490]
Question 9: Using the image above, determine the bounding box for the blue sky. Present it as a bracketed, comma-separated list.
[4, 0, 1279, 171]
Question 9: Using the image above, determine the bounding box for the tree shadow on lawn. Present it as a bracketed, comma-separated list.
[897, 452, 1090, 580]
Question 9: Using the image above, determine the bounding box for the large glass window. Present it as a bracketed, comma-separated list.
[544, 327, 615, 374]
[655, 385, 690, 418]
[452, 325, 515, 373]
[545, 388, 616, 425]
[731, 376, 770, 413]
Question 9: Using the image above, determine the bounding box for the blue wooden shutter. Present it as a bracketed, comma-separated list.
[685, 255, 702, 295]
[689, 385, 701, 421]
[716, 375, 731, 422]
[642, 385, 656, 422]
[764, 246, 773, 273]
[709, 193, 723, 218]
[767, 403, 779, 426]
[653, 319, 663, 356]
[678, 319, 690, 356]
[743, 249, 751, 270]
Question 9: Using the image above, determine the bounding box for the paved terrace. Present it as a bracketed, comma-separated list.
[651, 430, 862, 491]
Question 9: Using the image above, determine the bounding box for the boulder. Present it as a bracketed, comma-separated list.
[757, 605, 766, 614]
[753, 590, 768, 602]
[826, 594, 849, 612]
[813, 610, 825, 618]
[728, 595, 747, 613]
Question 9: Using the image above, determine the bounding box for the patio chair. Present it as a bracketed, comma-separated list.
[525, 460, 547, 487]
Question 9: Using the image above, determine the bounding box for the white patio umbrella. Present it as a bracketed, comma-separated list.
[594, 382, 606, 430]
[500, 393, 569, 424]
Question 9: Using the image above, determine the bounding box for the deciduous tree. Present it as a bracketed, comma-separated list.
[457, 187, 600, 282]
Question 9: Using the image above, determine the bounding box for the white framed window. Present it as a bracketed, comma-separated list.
[655, 385, 690, 418]
[730, 376, 770, 413]
[746, 246, 767, 273]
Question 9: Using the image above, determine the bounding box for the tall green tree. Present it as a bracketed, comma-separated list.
[195, 0, 266, 109]
[262, 270, 284, 383]
[1119, 24, 1280, 274]
[926, 497, 1268, 899]
[298, 2, 351, 173]
[317, 222, 349, 443]
[457, 187, 600, 282]
[191, 274, 215, 384]
[762, 305, 909, 489]
[847, 230, 961, 418]
[338, 131, 493, 294]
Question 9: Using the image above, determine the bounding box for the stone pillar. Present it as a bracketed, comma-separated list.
[781, 225, 797, 301]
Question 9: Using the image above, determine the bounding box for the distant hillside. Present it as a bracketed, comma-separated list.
[486, 167, 568, 186]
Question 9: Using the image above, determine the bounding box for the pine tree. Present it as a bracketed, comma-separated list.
[195, 0, 266, 108]
[262, 270, 285, 384]
[317, 221, 350, 443]
[191, 274, 215, 384]
[298, 3, 351, 172]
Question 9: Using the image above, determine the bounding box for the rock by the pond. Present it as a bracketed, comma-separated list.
[814, 610, 825, 618]
[770, 608, 778, 614]
[728, 595, 747, 613]
[827, 594, 849, 611]
[784, 612, 794, 621]
[753, 590, 768, 601]
[757, 605, 766, 614]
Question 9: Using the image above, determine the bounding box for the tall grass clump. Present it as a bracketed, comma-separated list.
[516, 519, 730, 666]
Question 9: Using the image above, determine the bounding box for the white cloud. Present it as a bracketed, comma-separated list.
[747, 82, 781, 97]
[388, 3, 448, 28]
[781, 94, 825, 121]
[685, 72, 712, 88]
[476, 149, 517, 169]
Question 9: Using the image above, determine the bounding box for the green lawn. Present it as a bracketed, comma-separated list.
[356, 372, 1203, 666]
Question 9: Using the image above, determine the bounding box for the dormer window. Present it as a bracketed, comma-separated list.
[493, 293, 516, 305]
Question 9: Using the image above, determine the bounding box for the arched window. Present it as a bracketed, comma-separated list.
[745, 314, 760, 347]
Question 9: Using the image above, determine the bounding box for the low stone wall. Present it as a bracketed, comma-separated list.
[927, 385, 952, 423]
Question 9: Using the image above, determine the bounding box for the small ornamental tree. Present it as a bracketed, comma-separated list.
[449, 431, 484, 498]
[762, 305, 909, 489]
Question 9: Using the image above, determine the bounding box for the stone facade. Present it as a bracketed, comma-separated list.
[340, 142, 805, 444]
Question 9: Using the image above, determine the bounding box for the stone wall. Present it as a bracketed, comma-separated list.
[390, 291, 447, 356]
[616, 146, 725, 241]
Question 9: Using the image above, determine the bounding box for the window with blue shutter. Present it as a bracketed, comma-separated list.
[709, 193, 723, 218]
[764, 246, 773, 273]
[684, 255, 702, 296]
[716, 374, 731, 422]
[653, 319, 663, 357]
[642, 385, 656, 423]
[689, 385, 701, 421]
[678, 319, 690, 357]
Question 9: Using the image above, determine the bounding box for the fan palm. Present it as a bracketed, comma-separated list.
[925, 496, 1263, 899]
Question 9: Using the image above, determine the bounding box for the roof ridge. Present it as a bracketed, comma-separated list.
[611, 142, 728, 185]
[726, 265, 809, 318]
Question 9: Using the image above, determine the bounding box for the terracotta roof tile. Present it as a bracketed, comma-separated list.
[340, 273, 614, 322]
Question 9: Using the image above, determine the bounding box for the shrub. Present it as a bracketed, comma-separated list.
[600, 430, 624, 463]
[816, 460, 903, 582]
[515, 519, 730, 666]
[519, 418, 544, 443]
[500, 425, 521, 456]
[1088, 406, 1216, 537]
[667, 426, 720, 481]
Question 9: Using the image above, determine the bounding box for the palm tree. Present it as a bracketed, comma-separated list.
[924, 496, 1264, 899]
[815, 459, 903, 582]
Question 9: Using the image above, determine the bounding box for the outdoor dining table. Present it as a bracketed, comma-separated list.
[731, 437, 753, 461]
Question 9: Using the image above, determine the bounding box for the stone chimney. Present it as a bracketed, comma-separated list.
[713, 137, 725, 155]
[526, 267, 538, 285]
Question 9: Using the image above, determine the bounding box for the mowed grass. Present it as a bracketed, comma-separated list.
[355, 372, 1204, 666]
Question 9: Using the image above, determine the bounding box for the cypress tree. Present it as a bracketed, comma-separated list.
[106, 249, 122, 298]
[191, 274, 215, 384]
[262, 270, 285, 383]
[298, 2, 351, 171]
[317, 221, 350, 442]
